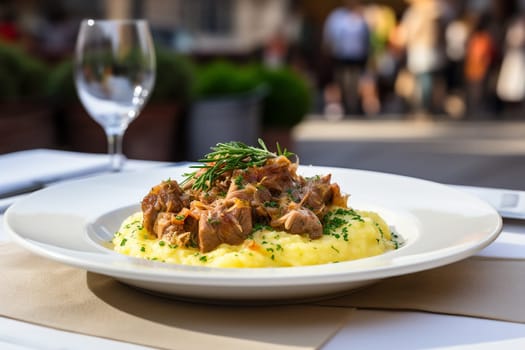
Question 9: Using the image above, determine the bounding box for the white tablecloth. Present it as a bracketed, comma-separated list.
[1, 150, 524, 349]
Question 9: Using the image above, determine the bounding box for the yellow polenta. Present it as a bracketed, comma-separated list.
[112, 207, 398, 268]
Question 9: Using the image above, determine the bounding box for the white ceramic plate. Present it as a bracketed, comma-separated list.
[4, 166, 502, 302]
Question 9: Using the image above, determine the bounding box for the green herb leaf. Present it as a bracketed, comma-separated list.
[181, 139, 294, 191]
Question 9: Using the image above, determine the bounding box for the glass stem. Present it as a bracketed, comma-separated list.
[106, 131, 125, 172]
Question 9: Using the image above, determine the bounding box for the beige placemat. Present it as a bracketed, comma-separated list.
[0, 243, 351, 350]
[317, 256, 525, 323]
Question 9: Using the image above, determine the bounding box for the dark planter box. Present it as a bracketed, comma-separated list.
[186, 88, 266, 160]
[0, 101, 57, 154]
[64, 102, 184, 161]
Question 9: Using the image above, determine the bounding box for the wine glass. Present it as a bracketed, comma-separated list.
[74, 19, 156, 171]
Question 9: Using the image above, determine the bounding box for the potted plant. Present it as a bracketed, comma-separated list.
[0, 43, 55, 154]
[186, 61, 267, 160]
[46, 48, 193, 161]
[127, 48, 193, 161]
[257, 66, 312, 152]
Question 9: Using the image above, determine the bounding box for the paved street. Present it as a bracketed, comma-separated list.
[293, 118, 525, 190]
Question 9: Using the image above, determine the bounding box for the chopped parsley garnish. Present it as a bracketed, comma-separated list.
[207, 217, 220, 225]
[252, 223, 273, 233]
[234, 175, 245, 189]
[120, 238, 127, 246]
[264, 201, 279, 208]
[375, 223, 384, 237]
[323, 216, 347, 235]
[322, 208, 367, 239]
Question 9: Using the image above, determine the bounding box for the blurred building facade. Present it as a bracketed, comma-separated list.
[2, 0, 525, 120]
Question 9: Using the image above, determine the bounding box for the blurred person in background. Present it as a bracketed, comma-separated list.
[442, 7, 470, 118]
[264, 29, 289, 68]
[464, 14, 496, 117]
[264, 2, 316, 86]
[32, 4, 77, 62]
[0, 5, 19, 43]
[496, 13, 525, 116]
[445, 10, 469, 92]
[396, 0, 448, 116]
[323, 0, 370, 117]
[363, 4, 398, 115]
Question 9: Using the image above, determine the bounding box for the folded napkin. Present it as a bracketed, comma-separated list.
[317, 256, 525, 323]
[0, 243, 351, 350]
[316, 225, 525, 323]
[2, 231, 524, 349]
[0, 149, 109, 198]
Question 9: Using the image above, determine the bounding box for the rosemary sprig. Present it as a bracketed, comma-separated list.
[181, 139, 294, 191]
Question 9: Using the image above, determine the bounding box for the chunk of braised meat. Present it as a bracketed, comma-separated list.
[198, 199, 253, 252]
[226, 180, 272, 219]
[141, 180, 190, 234]
[150, 207, 200, 246]
[192, 185, 229, 204]
[235, 156, 297, 186]
[300, 174, 334, 217]
[252, 185, 273, 218]
[153, 212, 193, 246]
[330, 182, 348, 208]
[153, 212, 183, 237]
[257, 156, 299, 194]
[142, 154, 349, 252]
[271, 205, 323, 239]
[225, 180, 255, 202]
[183, 168, 233, 204]
[224, 157, 299, 197]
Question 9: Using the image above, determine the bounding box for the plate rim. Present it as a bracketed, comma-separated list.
[4, 165, 503, 288]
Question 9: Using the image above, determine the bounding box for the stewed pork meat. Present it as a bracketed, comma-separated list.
[197, 198, 252, 252]
[141, 180, 190, 235]
[141, 152, 348, 253]
[271, 205, 323, 239]
[300, 174, 334, 217]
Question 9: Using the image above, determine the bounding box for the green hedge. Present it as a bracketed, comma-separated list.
[45, 48, 312, 128]
[46, 47, 194, 104]
[0, 43, 49, 101]
[192, 61, 260, 98]
[192, 62, 312, 128]
[257, 67, 311, 128]
[151, 48, 193, 103]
